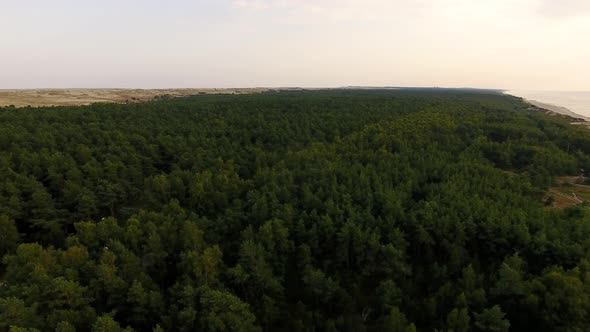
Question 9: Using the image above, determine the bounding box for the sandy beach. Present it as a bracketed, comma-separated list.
[525, 99, 589, 121]
[506, 90, 590, 121]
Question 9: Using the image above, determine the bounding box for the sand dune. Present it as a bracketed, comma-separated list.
[0, 88, 270, 107]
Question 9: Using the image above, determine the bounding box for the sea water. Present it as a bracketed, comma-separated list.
[507, 90, 590, 119]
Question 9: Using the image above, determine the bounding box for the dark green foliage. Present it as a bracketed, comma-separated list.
[474, 306, 509, 332]
[0, 216, 19, 257]
[1, 90, 590, 330]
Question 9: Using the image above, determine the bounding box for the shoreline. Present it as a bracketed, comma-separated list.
[504, 91, 590, 123]
[504, 90, 590, 121]
[526, 99, 590, 122]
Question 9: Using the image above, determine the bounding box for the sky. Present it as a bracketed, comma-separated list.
[1, 0, 589, 90]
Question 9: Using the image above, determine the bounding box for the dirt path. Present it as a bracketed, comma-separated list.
[548, 189, 583, 204]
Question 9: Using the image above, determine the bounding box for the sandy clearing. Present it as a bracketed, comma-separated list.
[546, 176, 590, 209]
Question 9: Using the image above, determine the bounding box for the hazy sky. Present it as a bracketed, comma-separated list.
[1, 0, 589, 90]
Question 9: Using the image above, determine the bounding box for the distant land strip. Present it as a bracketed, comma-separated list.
[0, 87, 507, 108]
[0, 88, 273, 107]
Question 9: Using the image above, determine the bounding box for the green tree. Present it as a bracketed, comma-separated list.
[199, 288, 261, 332]
[92, 315, 133, 332]
[0, 215, 19, 256]
[382, 307, 416, 332]
[55, 321, 76, 332]
[0, 297, 41, 331]
[474, 306, 510, 332]
[9, 327, 41, 332]
[446, 308, 470, 332]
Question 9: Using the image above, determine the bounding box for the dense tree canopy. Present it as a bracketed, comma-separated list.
[2, 90, 590, 331]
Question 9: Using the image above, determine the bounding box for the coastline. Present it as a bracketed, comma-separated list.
[504, 90, 590, 121]
[526, 99, 590, 122]
[504, 91, 590, 123]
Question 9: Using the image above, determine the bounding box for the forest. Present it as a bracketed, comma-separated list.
[2, 89, 590, 331]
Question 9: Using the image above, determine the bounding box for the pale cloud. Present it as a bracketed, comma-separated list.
[229, 0, 526, 25]
[1, 0, 589, 89]
[231, 0, 271, 11]
[536, 0, 590, 18]
[230, 0, 590, 22]
[222, 0, 590, 90]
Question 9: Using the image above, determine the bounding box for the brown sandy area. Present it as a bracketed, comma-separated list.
[0, 88, 270, 107]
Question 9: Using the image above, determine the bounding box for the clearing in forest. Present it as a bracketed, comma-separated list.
[546, 176, 590, 209]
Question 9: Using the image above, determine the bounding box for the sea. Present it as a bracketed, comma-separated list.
[506, 90, 590, 119]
